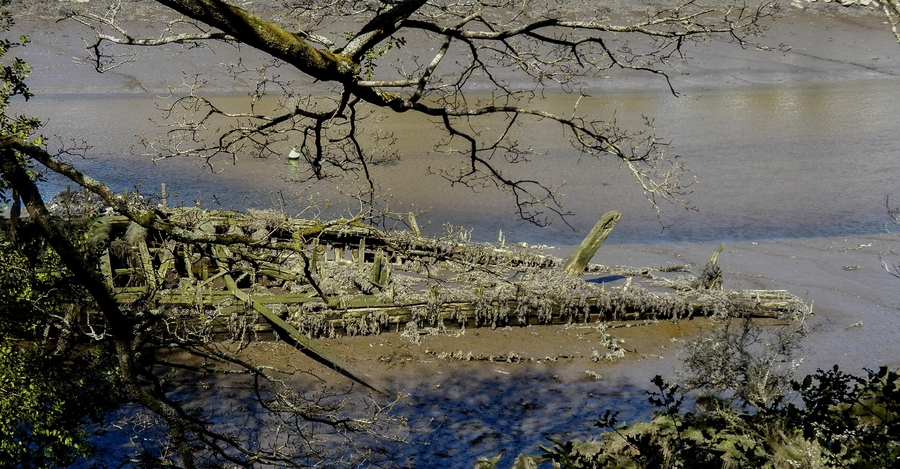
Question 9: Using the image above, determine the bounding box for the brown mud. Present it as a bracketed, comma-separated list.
[7, 2, 900, 467]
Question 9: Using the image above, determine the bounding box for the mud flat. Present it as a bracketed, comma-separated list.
[77, 231, 900, 468]
[293, 232, 900, 466]
[9, 2, 900, 467]
[8, 1, 900, 94]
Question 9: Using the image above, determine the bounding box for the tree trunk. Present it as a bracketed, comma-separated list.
[0, 147, 199, 469]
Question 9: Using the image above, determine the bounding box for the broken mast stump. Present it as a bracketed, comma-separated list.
[694, 243, 725, 290]
[408, 212, 421, 238]
[564, 210, 621, 277]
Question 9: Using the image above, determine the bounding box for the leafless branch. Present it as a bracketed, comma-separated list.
[64, 0, 775, 227]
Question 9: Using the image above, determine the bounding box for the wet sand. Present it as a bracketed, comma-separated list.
[9, 2, 900, 467]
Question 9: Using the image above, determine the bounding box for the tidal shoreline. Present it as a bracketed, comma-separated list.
[8, 2, 900, 371]
[10, 3, 900, 467]
[9, 2, 900, 372]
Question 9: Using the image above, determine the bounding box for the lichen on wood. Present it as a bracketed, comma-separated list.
[31, 207, 809, 346]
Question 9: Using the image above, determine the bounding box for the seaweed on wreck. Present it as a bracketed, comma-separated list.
[34, 207, 808, 357]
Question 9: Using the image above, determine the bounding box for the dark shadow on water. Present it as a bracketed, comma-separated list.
[76, 346, 674, 468]
[380, 367, 658, 469]
[586, 275, 627, 284]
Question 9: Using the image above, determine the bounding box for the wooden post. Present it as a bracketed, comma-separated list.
[82, 187, 89, 217]
[694, 243, 725, 290]
[65, 186, 72, 218]
[161, 183, 168, 209]
[135, 234, 157, 289]
[100, 249, 114, 290]
[308, 239, 318, 273]
[157, 240, 177, 281]
[564, 210, 621, 277]
[182, 244, 195, 282]
[357, 238, 366, 271]
[371, 250, 389, 287]
[408, 212, 421, 238]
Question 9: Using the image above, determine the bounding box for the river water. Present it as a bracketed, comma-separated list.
[20, 77, 900, 247]
[12, 11, 900, 468]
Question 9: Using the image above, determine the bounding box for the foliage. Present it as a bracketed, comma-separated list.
[0, 234, 122, 468]
[522, 364, 900, 469]
[0, 343, 120, 469]
[681, 316, 809, 411]
[0, 0, 41, 211]
[0, 7, 120, 463]
[505, 314, 897, 469]
[0, 231, 91, 337]
[787, 365, 900, 468]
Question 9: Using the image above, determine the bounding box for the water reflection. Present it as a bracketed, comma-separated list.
[13, 78, 900, 247]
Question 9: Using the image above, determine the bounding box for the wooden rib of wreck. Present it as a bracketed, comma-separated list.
[75, 207, 811, 342]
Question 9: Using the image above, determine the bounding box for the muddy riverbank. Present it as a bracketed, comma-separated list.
[278, 232, 900, 466]
[8, 2, 900, 467]
[77, 232, 900, 468]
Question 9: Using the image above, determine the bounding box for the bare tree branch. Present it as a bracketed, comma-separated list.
[67, 0, 777, 228]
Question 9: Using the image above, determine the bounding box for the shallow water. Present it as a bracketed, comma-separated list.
[16, 13, 900, 468]
[18, 77, 900, 247]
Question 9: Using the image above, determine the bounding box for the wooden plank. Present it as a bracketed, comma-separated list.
[100, 249, 114, 290]
[157, 239, 177, 281]
[211, 246, 391, 396]
[136, 235, 157, 289]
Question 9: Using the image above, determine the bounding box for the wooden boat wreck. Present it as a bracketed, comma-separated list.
[7, 188, 811, 394]
[84, 206, 809, 343]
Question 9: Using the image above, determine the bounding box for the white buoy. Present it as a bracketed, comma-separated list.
[287, 147, 301, 160]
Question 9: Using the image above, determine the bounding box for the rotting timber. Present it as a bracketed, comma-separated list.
[72, 206, 809, 343]
[6, 202, 809, 394]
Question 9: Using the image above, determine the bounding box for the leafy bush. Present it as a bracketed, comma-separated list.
[483, 311, 896, 469]
[516, 365, 899, 469]
[787, 365, 900, 468]
[0, 344, 119, 468]
[0, 234, 121, 468]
